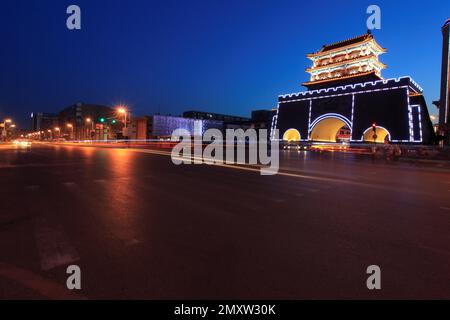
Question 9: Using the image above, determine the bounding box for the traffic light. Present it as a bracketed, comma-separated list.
[99, 118, 105, 123]
[111, 119, 117, 124]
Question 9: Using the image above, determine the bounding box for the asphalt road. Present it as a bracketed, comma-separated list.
[1, 143, 450, 299]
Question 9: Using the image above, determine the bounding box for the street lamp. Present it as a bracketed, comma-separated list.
[2, 119, 13, 141]
[54, 127, 60, 139]
[67, 123, 74, 140]
[117, 106, 129, 138]
[85, 117, 94, 140]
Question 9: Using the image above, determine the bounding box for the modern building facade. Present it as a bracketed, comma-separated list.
[31, 112, 58, 132]
[438, 19, 450, 144]
[129, 114, 223, 140]
[58, 103, 122, 140]
[272, 32, 435, 144]
[183, 111, 250, 123]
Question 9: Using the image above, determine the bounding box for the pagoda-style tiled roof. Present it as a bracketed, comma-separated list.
[307, 31, 386, 57]
[302, 70, 381, 87]
[305, 53, 387, 73]
[321, 33, 373, 53]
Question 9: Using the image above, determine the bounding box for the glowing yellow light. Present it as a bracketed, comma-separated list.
[310, 118, 348, 142]
[283, 129, 301, 142]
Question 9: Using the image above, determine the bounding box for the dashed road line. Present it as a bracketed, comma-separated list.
[34, 217, 80, 271]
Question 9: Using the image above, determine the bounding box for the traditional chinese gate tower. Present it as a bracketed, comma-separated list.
[272, 31, 435, 144]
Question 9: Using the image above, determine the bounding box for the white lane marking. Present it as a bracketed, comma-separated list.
[93, 179, 107, 183]
[34, 217, 79, 271]
[296, 193, 305, 197]
[440, 207, 450, 211]
[40, 144, 377, 184]
[47, 143, 443, 195]
[271, 199, 284, 203]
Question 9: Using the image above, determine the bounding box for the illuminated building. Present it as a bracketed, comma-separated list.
[129, 115, 223, 140]
[58, 103, 121, 140]
[183, 111, 250, 123]
[304, 31, 386, 90]
[272, 32, 435, 144]
[438, 19, 450, 144]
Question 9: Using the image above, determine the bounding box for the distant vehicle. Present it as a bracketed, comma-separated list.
[283, 142, 302, 151]
[13, 139, 31, 148]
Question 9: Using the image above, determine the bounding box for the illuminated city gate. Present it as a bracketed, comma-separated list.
[309, 114, 352, 142]
[272, 32, 435, 144]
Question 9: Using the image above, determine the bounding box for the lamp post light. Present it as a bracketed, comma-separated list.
[67, 124, 74, 140]
[117, 106, 129, 138]
[85, 117, 94, 140]
[1, 119, 13, 141]
[54, 127, 61, 139]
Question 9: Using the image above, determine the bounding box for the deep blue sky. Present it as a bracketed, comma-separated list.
[0, 0, 448, 128]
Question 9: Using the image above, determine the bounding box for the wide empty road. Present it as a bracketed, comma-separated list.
[1, 143, 450, 299]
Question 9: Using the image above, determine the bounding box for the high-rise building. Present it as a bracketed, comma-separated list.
[438, 19, 450, 144]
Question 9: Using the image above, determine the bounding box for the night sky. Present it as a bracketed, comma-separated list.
[0, 0, 448, 128]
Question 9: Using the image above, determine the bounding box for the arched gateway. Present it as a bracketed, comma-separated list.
[272, 32, 435, 144]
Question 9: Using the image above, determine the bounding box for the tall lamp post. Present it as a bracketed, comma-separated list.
[117, 106, 129, 139]
[85, 117, 94, 140]
[67, 124, 74, 140]
[2, 119, 12, 141]
[54, 127, 60, 139]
